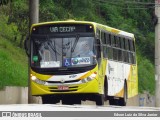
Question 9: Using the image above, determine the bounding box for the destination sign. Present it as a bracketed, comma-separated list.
[49, 26, 76, 33]
[32, 24, 94, 34]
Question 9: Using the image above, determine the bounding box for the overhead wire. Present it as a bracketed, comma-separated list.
[99, 0, 159, 5]
[94, 0, 160, 9]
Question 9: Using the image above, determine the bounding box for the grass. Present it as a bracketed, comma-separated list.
[137, 53, 155, 95]
[0, 36, 28, 89]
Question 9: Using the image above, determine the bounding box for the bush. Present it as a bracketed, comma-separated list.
[137, 53, 155, 94]
[0, 15, 20, 44]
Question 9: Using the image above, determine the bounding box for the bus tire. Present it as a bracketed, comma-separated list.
[62, 98, 81, 105]
[95, 94, 104, 106]
[109, 99, 118, 105]
[118, 82, 127, 106]
[104, 76, 108, 101]
[42, 96, 59, 104]
[62, 99, 73, 105]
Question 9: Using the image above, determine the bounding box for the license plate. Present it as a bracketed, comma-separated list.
[58, 86, 69, 90]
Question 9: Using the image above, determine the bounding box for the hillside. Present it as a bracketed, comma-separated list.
[0, 37, 27, 89]
[0, 0, 155, 94]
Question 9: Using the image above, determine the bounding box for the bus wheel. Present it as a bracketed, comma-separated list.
[95, 94, 104, 106]
[104, 77, 108, 101]
[62, 98, 81, 105]
[118, 83, 127, 106]
[42, 96, 59, 104]
[62, 99, 73, 105]
[109, 99, 118, 105]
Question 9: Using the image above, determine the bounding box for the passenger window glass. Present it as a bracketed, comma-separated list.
[125, 38, 129, 50]
[117, 37, 121, 48]
[121, 38, 125, 49]
[123, 51, 128, 63]
[118, 50, 122, 61]
[129, 40, 133, 51]
[103, 47, 107, 58]
[107, 34, 111, 46]
[111, 35, 115, 47]
[101, 32, 105, 44]
[133, 53, 136, 64]
[132, 40, 135, 52]
[113, 48, 118, 60]
[128, 52, 132, 63]
[108, 47, 113, 59]
[128, 40, 131, 51]
[96, 29, 100, 39]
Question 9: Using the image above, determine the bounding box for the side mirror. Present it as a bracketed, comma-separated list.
[24, 35, 30, 57]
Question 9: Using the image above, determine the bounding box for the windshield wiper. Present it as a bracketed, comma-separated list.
[71, 35, 79, 53]
[47, 41, 61, 55]
[46, 35, 61, 55]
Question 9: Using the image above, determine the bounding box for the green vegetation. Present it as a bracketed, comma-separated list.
[137, 54, 155, 94]
[0, 0, 155, 94]
[0, 37, 28, 89]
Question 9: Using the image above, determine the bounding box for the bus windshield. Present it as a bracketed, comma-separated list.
[31, 35, 97, 68]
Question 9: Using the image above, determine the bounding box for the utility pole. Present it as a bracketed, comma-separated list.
[29, 0, 39, 28]
[28, 0, 39, 103]
[155, 0, 160, 107]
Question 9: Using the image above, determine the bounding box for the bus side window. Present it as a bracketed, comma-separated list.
[111, 35, 115, 47]
[130, 52, 135, 64]
[96, 29, 100, 39]
[113, 48, 118, 61]
[123, 51, 128, 63]
[121, 38, 125, 49]
[118, 49, 122, 61]
[132, 40, 135, 52]
[117, 37, 121, 48]
[123, 51, 127, 62]
[95, 39, 101, 59]
[128, 52, 132, 64]
[108, 47, 113, 60]
[106, 33, 111, 46]
[129, 40, 134, 51]
[103, 33, 107, 58]
[114, 36, 117, 47]
[101, 32, 106, 44]
[125, 38, 129, 50]
[128, 39, 131, 51]
[133, 53, 136, 64]
[127, 52, 129, 63]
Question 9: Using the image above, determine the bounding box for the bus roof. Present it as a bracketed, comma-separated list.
[31, 20, 134, 38]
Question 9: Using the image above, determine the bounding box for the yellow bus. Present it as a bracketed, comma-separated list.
[25, 20, 138, 106]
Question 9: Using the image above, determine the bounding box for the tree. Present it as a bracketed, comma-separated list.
[8, 0, 29, 48]
[0, 0, 12, 6]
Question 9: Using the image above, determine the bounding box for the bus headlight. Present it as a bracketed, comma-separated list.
[90, 72, 97, 78]
[35, 79, 46, 85]
[31, 75, 46, 85]
[31, 76, 37, 81]
[81, 72, 97, 83]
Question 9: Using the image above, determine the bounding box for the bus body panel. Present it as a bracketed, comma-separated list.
[106, 60, 138, 98]
[30, 65, 104, 96]
[106, 60, 129, 97]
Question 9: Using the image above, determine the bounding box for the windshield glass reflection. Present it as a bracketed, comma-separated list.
[31, 36, 96, 68]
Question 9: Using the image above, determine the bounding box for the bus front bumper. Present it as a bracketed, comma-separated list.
[31, 78, 100, 96]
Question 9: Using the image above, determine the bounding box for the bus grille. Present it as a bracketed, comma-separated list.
[46, 80, 80, 84]
[50, 90, 77, 92]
